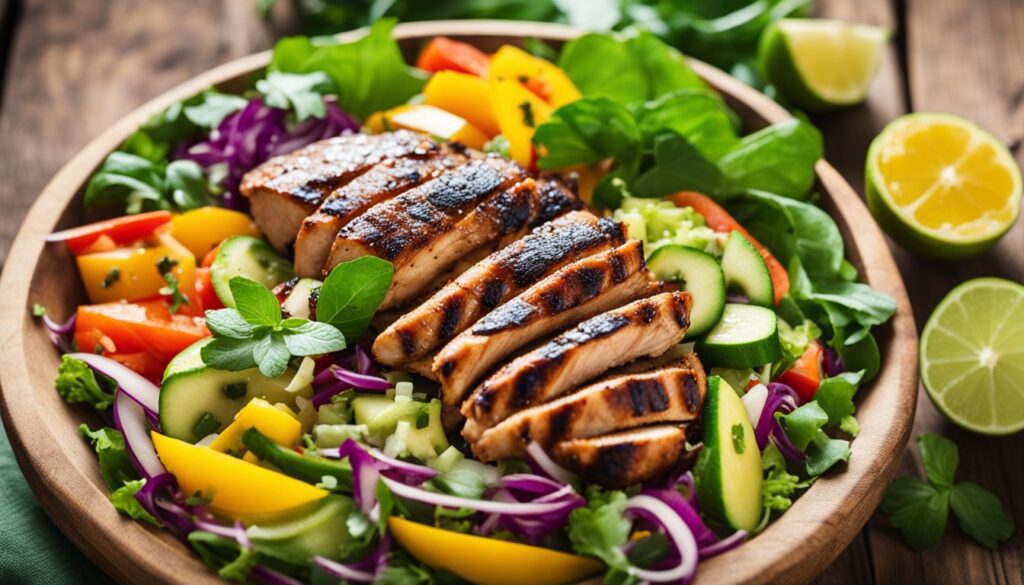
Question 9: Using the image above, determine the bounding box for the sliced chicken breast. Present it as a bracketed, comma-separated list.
[240, 131, 438, 250]
[461, 291, 693, 441]
[552, 424, 700, 488]
[533, 175, 583, 226]
[470, 353, 706, 461]
[293, 144, 474, 277]
[433, 239, 656, 424]
[326, 157, 532, 309]
[372, 211, 625, 367]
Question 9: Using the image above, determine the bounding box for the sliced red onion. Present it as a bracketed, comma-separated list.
[323, 440, 379, 517]
[194, 518, 251, 549]
[250, 565, 305, 585]
[314, 557, 374, 583]
[771, 418, 807, 462]
[754, 383, 799, 450]
[134, 473, 196, 537]
[822, 346, 845, 378]
[625, 495, 698, 583]
[499, 474, 565, 496]
[355, 345, 376, 376]
[525, 442, 577, 485]
[113, 390, 166, 479]
[68, 352, 159, 414]
[639, 487, 716, 548]
[366, 447, 438, 482]
[311, 365, 391, 408]
[699, 529, 747, 558]
[382, 476, 578, 516]
[42, 312, 76, 353]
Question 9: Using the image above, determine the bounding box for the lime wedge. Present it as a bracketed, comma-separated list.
[921, 278, 1024, 435]
[759, 19, 888, 111]
[867, 113, 1022, 259]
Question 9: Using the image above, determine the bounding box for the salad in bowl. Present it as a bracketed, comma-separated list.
[35, 20, 897, 585]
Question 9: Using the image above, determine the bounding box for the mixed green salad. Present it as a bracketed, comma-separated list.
[37, 20, 896, 584]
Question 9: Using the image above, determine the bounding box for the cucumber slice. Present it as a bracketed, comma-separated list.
[246, 495, 355, 565]
[720, 231, 774, 307]
[159, 338, 310, 441]
[647, 244, 726, 336]
[696, 304, 783, 368]
[694, 376, 763, 531]
[352, 395, 449, 461]
[211, 236, 295, 308]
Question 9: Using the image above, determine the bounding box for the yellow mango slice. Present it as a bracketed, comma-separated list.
[489, 45, 581, 109]
[152, 431, 327, 519]
[389, 517, 601, 585]
[171, 207, 261, 258]
[423, 71, 500, 137]
[77, 232, 195, 305]
[209, 397, 301, 460]
[488, 78, 552, 167]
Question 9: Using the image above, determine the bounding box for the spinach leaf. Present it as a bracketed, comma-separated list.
[718, 118, 823, 199]
[534, 96, 641, 170]
[256, 71, 333, 121]
[632, 89, 739, 160]
[631, 132, 722, 197]
[315, 256, 395, 341]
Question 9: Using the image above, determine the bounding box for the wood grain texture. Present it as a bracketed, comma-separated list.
[0, 20, 917, 585]
[866, 0, 1024, 583]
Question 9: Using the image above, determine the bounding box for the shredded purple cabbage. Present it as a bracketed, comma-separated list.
[178, 97, 359, 210]
[822, 346, 845, 378]
[755, 383, 800, 450]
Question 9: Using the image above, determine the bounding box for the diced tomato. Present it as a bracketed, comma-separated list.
[201, 243, 221, 268]
[416, 37, 490, 77]
[107, 352, 169, 383]
[49, 211, 173, 255]
[776, 340, 823, 403]
[195, 267, 222, 312]
[668, 192, 790, 304]
[74, 300, 210, 376]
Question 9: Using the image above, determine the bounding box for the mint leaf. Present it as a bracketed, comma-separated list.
[253, 330, 290, 378]
[55, 356, 117, 410]
[229, 277, 281, 327]
[256, 71, 333, 121]
[917, 432, 958, 490]
[949, 482, 1015, 549]
[283, 320, 347, 356]
[110, 479, 160, 526]
[80, 425, 138, 491]
[316, 256, 394, 340]
[204, 309, 253, 339]
[779, 401, 828, 450]
[881, 477, 948, 550]
[200, 337, 258, 371]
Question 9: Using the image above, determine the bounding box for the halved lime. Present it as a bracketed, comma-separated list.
[759, 18, 889, 112]
[867, 113, 1022, 259]
[920, 278, 1024, 435]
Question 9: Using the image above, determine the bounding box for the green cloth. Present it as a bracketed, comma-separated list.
[0, 419, 115, 585]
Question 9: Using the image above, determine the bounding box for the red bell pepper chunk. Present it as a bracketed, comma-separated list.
[776, 340, 823, 403]
[416, 37, 490, 77]
[47, 211, 173, 255]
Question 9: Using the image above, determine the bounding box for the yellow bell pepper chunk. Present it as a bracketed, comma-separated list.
[488, 77, 552, 167]
[365, 105, 488, 149]
[76, 232, 195, 305]
[389, 517, 602, 585]
[209, 397, 301, 460]
[152, 431, 327, 519]
[423, 71, 500, 137]
[171, 207, 261, 258]
[488, 45, 582, 109]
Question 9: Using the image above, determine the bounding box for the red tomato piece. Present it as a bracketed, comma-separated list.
[48, 211, 173, 255]
[416, 37, 490, 77]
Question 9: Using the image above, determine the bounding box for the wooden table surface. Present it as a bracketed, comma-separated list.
[0, 0, 1020, 583]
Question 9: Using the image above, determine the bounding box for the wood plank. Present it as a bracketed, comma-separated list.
[0, 0, 281, 265]
[810, 0, 907, 582]
[869, 0, 1024, 583]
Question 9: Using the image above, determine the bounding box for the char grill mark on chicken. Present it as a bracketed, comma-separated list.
[431, 239, 657, 427]
[326, 157, 534, 310]
[240, 130, 438, 251]
[470, 353, 705, 461]
[371, 210, 622, 368]
[461, 291, 693, 441]
[552, 425, 700, 489]
[292, 144, 472, 277]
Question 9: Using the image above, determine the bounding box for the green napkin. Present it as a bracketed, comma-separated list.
[0, 419, 115, 585]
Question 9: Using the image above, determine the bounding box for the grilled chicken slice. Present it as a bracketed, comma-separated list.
[293, 145, 472, 277]
[552, 424, 699, 488]
[326, 157, 532, 309]
[470, 353, 706, 461]
[433, 239, 657, 425]
[533, 175, 583, 226]
[240, 131, 438, 250]
[373, 211, 625, 367]
[462, 291, 693, 441]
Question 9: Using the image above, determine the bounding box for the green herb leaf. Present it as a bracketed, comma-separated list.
[165, 159, 211, 211]
[804, 431, 850, 476]
[633, 89, 739, 161]
[32, 303, 47, 317]
[917, 432, 959, 490]
[949, 482, 1015, 549]
[109, 479, 160, 526]
[718, 118, 822, 200]
[316, 256, 394, 340]
[534, 96, 641, 170]
[55, 355, 116, 410]
[182, 91, 247, 130]
[812, 371, 864, 428]
[631, 131, 722, 197]
[200, 336, 259, 371]
[256, 71, 333, 122]
[839, 415, 860, 437]
[204, 309, 254, 339]
[731, 423, 746, 454]
[568, 487, 631, 571]
[253, 330, 290, 378]
[79, 425, 138, 491]
[229, 277, 282, 327]
[779, 401, 828, 451]
[881, 477, 949, 550]
[282, 320, 347, 356]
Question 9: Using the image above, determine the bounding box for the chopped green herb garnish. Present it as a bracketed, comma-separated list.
[519, 101, 535, 128]
[101, 267, 121, 288]
[156, 256, 189, 313]
[222, 382, 247, 400]
[32, 303, 47, 317]
[415, 408, 430, 430]
[731, 423, 745, 454]
[193, 412, 221, 439]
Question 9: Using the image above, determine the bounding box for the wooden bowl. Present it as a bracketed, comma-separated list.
[0, 20, 918, 585]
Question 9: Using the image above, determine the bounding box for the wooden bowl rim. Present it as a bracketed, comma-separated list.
[0, 20, 918, 585]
